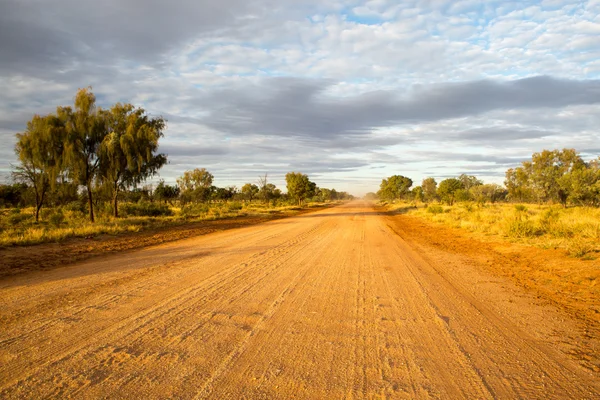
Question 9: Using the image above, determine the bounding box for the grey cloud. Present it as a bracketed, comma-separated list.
[201, 76, 600, 140]
[456, 127, 554, 141]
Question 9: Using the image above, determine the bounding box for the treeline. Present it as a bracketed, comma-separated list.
[372, 149, 600, 207]
[152, 169, 353, 206]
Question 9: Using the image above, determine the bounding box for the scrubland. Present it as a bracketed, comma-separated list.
[0, 201, 332, 247]
[385, 202, 600, 259]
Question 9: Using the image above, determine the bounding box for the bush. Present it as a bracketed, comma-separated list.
[180, 203, 210, 218]
[505, 219, 539, 238]
[48, 210, 65, 227]
[227, 201, 243, 212]
[8, 212, 31, 225]
[120, 202, 173, 217]
[427, 205, 444, 214]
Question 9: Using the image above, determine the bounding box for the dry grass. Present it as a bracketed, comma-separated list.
[0, 201, 334, 247]
[388, 202, 600, 259]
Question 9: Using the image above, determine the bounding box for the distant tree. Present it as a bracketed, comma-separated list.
[212, 186, 237, 202]
[14, 114, 66, 221]
[421, 177, 437, 202]
[0, 183, 27, 208]
[100, 103, 167, 217]
[61, 87, 108, 222]
[177, 168, 214, 203]
[437, 178, 463, 205]
[506, 149, 586, 206]
[285, 172, 316, 205]
[154, 180, 180, 205]
[377, 175, 413, 201]
[505, 166, 532, 202]
[241, 183, 259, 202]
[458, 174, 483, 190]
[412, 186, 424, 203]
[470, 184, 507, 204]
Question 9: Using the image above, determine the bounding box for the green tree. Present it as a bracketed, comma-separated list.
[177, 168, 214, 203]
[470, 184, 507, 204]
[377, 175, 413, 201]
[285, 172, 316, 205]
[61, 87, 107, 222]
[100, 103, 167, 217]
[421, 177, 437, 202]
[241, 183, 259, 202]
[14, 114, 66, 221]
[154, 180, 180, 205]
[458, 174, 483, 190]
[437, 178, 463, 205]
[412, 186, 424, 202]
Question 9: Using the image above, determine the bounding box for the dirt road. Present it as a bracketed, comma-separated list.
[1, 202, 598, 399]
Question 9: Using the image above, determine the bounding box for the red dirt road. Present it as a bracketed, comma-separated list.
[0, 202, 598, 398]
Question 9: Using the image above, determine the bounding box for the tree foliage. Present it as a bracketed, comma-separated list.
[285, 172, 316, 205]
[437, 178, 463, 205]
[177, 168, 214, 203]
[377, 175, 413, 201]
[13, 88, 168, 221]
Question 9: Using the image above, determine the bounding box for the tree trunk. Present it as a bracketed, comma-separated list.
[113, 181, 119, 218]
[87, 184, 95, 223]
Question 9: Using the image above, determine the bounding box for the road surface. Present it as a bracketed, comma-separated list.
[0, 202, 598, 398]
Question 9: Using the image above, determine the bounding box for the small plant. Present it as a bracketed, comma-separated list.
[48, 210, 65, 227]
[505, 219, 539, 238]
[514, 204, 528, 212]
[426, 205, 444, 214]
[566, 238, 593, 258]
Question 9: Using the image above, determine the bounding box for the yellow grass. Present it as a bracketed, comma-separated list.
[0, 201, 335, 247]
[388, 202, 600, 259]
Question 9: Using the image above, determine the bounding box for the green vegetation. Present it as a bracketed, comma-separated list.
[2, 88, 355, 247]
[373, 148, 600, 259]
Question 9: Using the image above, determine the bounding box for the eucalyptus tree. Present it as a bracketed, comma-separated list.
[100, 103, 167, 217]
[177, 168, 214, 203]
[285, 172, 316, 205]
[14, 113, 66, 221]
[61, 88, 107, 222]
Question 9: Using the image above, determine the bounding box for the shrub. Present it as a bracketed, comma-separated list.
[427, 205, 444, 214]
[514, 204, 528, 212]
[48, 210, 65, 227]
[120, 202, 173, 217]
[505, 219, 539, 238]
[227, 201, 243, 212]
[8, 212, 31, 225]
[180, 203, 210, 218]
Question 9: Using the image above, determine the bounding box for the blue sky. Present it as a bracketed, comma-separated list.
[1, 0, 599, 195]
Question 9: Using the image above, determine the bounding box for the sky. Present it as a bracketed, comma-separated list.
[1, 0, 599, 196]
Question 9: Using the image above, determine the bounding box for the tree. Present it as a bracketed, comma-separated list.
[421, 177, 437, 202]
[154, 180, 180, 205]
[285, 172, 316, 205]
[458, 174, 483, 190]
[100, 103, 167, 217]
[505, 167, 532, 202]
[14, 114, 66, 221]
[177, 168, 214, 203]
[61, 87, 107, 222]
[241, 183, 259, 202]
[412, 186, 424, 202]
[470, 184, 507, 204]
[0, 183, 27, 208]
[437, 178, 463, 205]
[377, 175, 413, 201]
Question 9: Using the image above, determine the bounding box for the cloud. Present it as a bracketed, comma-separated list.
[200, 76, 600, 139]
[1, 0, 600, 193]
